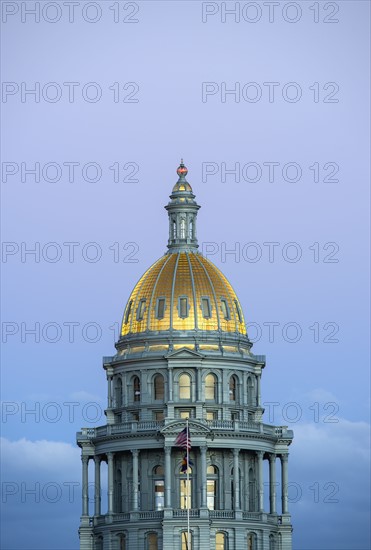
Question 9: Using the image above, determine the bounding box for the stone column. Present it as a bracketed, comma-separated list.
[132, 449, 139, 511]
[281, 454, 289, 514]
[81, 455, 89, 516]
[107, 375, 112, 408]
[257, 451, 264, 512]
[107, 452, 114, 514]
[200, 446, 207, 508]
[256, 374, 261, 407]
[168, 367, 173, 401]
[268, 453, 276, 514]
[164, 446, 172, 508]
[233, 448, 240, 510]
[94, 456, 101, 516]
[197, 368, 202, 401]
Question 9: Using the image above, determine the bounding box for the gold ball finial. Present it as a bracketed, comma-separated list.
[177, 159, 188, 177]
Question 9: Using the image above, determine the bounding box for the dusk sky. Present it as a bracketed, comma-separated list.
[1, 1, 370, 549]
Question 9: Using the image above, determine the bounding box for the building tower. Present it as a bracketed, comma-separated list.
[77, 161, 294, 550]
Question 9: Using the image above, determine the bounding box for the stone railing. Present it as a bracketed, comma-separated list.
[209, 510, 235, 519]
[78, 421, 292, 441]
[173, 509, 200, 518]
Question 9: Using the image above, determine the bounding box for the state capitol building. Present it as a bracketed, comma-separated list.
[77, 161, 294, 550]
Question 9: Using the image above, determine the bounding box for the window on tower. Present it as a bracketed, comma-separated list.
[234, 300, 243, 324]
[181, 531, 192, 550]
[154, 374, 165, 400]
[201, 297, 211, 318]
[147, 532, 158, 550]
[189, 219, 193, 239]
[207, 465, 218, 510]
[137, 299, 146, 321]
[156, 297, 166, 319]
[220, 298, 230, 320]
[180, 218, 186, 238]
[133, 376, 141, 401]
[205, 373, 217, 401]
[178, 296, 189, 318]
[124, 300, 132, 324]
[229, 375, 238, 402]
[179, 373, 191, 400]
[216, 532, 227, 550]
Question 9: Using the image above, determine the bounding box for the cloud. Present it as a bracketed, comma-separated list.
[1, 437, 80, 477]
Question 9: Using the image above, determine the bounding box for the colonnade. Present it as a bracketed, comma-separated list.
[81, 448, 289, 517]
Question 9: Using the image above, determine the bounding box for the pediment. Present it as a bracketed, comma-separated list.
[161, 419, 211, 436]
[166, 347, 204, 359]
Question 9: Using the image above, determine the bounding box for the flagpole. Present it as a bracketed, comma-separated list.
[186, 418, 190, 549]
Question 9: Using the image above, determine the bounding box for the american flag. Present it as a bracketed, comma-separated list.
[174, 426, 191, 451]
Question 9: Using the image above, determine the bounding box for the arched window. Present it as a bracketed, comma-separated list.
[247, 533, 257, 550]
[181, 531, 192, 550]
[180, 466, 192, 509]
[269, 534, 275, 550]
[115, 377, 123, 407]
[205, 373, 217, 401]
[189, 219, 193, 239]
[207, 465, 218, 510]
[173, 220, 177, 239]
[249, 468, 255, 512]
[180, 218, 186, 238]
[118, 534, 126, 550]
[154, 374, 165, 401]
[153, 466, 165, 510]
[229, 375, 238, 402]
[216, 532, 227, 550]
[133, 376, 140, 402]
[179, 373, 191, 400]
[147, 532, 158, 550]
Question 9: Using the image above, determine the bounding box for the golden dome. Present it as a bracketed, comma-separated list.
[121, 251, 247, 337]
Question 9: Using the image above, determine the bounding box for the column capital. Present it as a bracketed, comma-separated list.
[94, 455, 101, 464]
[81, 455, 89, 464]
[232, 448, 240, 457]
[107, 451, 114, 461]
[200, 445, 208, 454]
[164, 446, 171, 456]
[280, 454, 289, 463]
[256, 450, 264, 459]
[131, 449, 139, 458]
[269, 452, 276, 462]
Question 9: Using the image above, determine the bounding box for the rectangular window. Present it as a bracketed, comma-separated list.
[154, 481, 165, 510]
[156, 297, 165, 319]
[234, 300, 242, 323]
[154, 411, 164, 421]
[180, 410, 193, 419]
[124, 300, 132, 324]
[179, 297, 188, 318]
[206, 411, 217, 421]
[221, 298, 230, 320]
[201, 297, 211, 318]
[137, 299, 146, 321]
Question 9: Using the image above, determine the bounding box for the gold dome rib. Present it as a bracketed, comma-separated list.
[146, 254, 173, 331]
[192, 253, 221, 330]
[186, 252, 198, 330]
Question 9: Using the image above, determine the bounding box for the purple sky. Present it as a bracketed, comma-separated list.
[1, 2, 370, 549]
